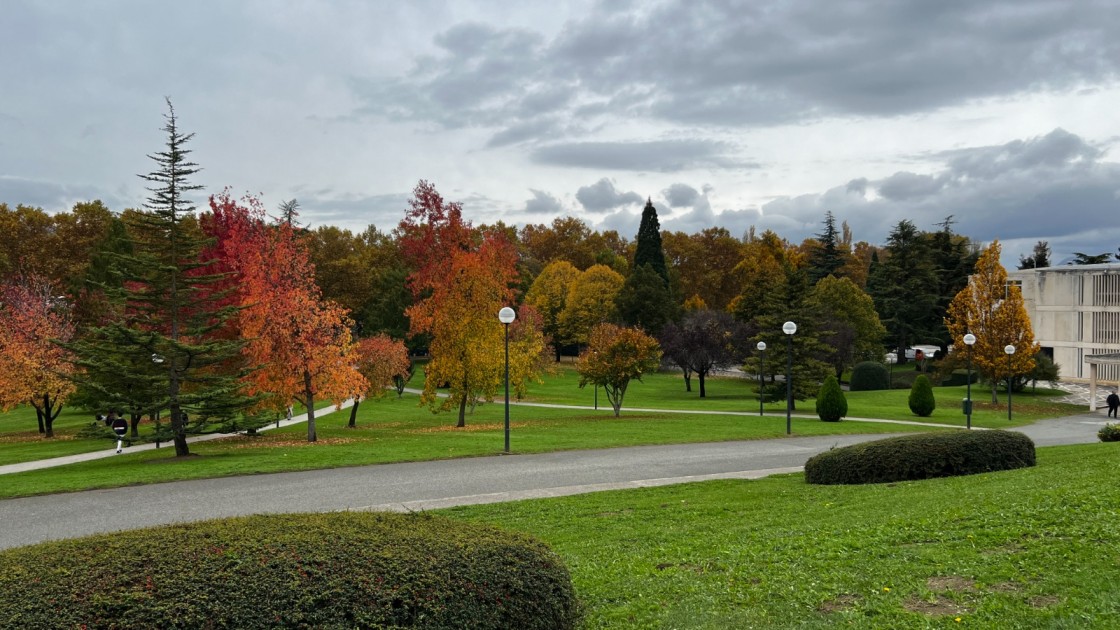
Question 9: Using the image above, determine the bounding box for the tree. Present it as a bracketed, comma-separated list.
[205, 191, 367, 442]
[908, 374, 936, 417]
[616, 262, 677, 337]
[1071, 252, 1112, 265]
[1018, 241, 1051, 270]
[927, 216, 978, 352]
[73, 100, 250, 456]
[577, 323, 662, 417]
[945, 240, 1040, 402]
[807, 211, 848, 283]
[660, 310, 749, 397]
[806, 276, 887, 378]
[868, 220, 939, 361]
[350, 334, 411, 427]
[815, 375, 847, 422]
[729, 230, 788, 325]
[0, 273, 77, 437]
[632, 199, 668, 284]
[558, 264, 625, 347]
[525, 260, 580, 360]
[661, 227, 743, 311]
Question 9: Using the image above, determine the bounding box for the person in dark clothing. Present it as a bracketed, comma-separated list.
[1107, 391, 1120, 419]
[111, 414, 128, 453]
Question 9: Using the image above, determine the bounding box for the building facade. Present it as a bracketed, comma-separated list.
[1007, 263, 1120, 384]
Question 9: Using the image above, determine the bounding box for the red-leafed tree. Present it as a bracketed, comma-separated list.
[350, 334, 412, 427]
[0, 273, 77, 437]
[204, 191, 367, 441]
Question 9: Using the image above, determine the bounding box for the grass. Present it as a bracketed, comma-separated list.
[441, 443, 1120, 628]
[0, 393, 938, 499]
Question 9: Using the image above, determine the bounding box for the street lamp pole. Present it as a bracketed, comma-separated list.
[886, 352, 896, 389]
[963, 333, 976, 430]
[782, 321, 797, 435]
[1005, 344, 1016, 422]
[756, 341, 767, 416]
[498, 307, 516, 453]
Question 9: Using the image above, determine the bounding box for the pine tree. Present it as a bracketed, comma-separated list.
[1017, 241, 1051, 270]
[71, 99, 249, 456]
[927, 216, 977, 352]
[807, 211, 845, 283]
[868, 220, 939, 362]
[616, 263, 677, 337]
[633, 198, 668, 284]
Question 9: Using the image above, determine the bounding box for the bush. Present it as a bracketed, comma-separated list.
[0, 512, 579, 630]
[849, 361, 889, 391]
[1099, 423, 1120, 442]
[908, 374, 936, 417]
[805, 430, 1037, 485]
[941, 369, 978, 388]
[815, 375, 848, 422]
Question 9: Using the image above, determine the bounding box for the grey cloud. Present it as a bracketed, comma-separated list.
[941, 128, 1104, 180]
[878, 172, 948, 201]
[663, 183, 699, 208]
[533, 139, 746, 172]
[524, 189, 565, 215]
[0, 176, 127, 213]
[576, 178, 643, 212]
[293, 191, 411, 233]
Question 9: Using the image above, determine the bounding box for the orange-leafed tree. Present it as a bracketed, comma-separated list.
[577, 323, 662, 417]
[946, 240, 1040, 402]
[205, 191, 367, 441]
[0, 273, 77, 437]
[350, 334, 412, 427]
[398, 180, 546, 427]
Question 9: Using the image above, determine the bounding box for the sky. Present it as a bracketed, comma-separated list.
[2, 0, 1119, 266]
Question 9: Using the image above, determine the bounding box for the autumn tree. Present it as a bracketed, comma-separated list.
[205, 191, 367, 442]
[661, 227, 743, 311]
[350, 334, 411, 427]
[806, 276, 887, 378]
[0, 273, 77, 437]
[525, 260, 580, 360]
[399, 181, 546, 427]
[660, 310, 749, 397]
[558, 264, 625, 347]
[729, 230, 788, 325]
[577, 323, 662, 417]
[945, 240, 1040, 402]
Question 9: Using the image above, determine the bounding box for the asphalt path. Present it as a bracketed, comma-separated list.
[0, 413, 1107, 551]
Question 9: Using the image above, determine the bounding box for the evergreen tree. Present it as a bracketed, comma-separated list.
[807, 210, 846, 283]
[70, 99, 249, 456]
[1017, 241, 1051, 270]
[927, 216, 977, 352]
[868, 220, 939, 362]
[633, 198, 668, 284]
[616, 263, 677, 337]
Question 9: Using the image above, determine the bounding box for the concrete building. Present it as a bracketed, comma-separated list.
[1008, 264, 1120, 407]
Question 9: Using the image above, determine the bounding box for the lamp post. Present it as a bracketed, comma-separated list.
[498, 307, 516, 453]
[885, 352, 897, 390]
[1005, 344, 1016, 422]
[782, 321, 796, 435]
[963, 334, 976, 430]
[151, 354, 164, 448]
[756, 341, 767, 416]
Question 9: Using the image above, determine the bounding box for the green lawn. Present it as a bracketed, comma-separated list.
[442, 444, 1120, 628]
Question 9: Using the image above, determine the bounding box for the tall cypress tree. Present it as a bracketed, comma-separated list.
[71, 99, 249, 456]
[633, 198, 668, 284]
[619, 198, 676, 334]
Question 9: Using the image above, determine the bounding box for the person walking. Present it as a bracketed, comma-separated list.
[1107, 390, 1120, 419]
[111, 414, 128, 454]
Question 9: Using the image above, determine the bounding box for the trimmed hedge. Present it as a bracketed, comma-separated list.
[908, 374, 936, 417]
[849, 361, 889, 391]
[0, 512, 579, 629]
[815, 375, 847, 422]
[804, 430, 1036, 485]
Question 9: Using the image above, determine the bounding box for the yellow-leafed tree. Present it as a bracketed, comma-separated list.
[946, 240, 1039, 402]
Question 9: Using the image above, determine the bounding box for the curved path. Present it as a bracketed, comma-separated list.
[0, 408, 1107, 551]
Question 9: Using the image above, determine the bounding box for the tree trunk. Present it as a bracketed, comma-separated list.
[348, 397, 360, 428]
[457, 393, 467, 427]
[698, 371, 707, 398]
[683, 371, 692, 392]
[171, 404, 189, 456]
[35, 407, 45, 434]
[304, 368, 317, 442]
[130, 413, 142, 438]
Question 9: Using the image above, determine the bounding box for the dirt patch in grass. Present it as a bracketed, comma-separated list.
[818, 594, 861, 613]
[989, 581, 1024, 593]
[0, 432, 79, 443]
[903, 594, 966, 617]
[927, 576, 976, 592]
[1029, 595, 1061, 608]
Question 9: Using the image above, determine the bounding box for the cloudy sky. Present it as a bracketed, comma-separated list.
[3, 0, 1119, 265]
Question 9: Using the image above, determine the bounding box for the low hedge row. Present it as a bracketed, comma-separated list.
[0, 512, 579, 629]
[804, 430, 1036, 485]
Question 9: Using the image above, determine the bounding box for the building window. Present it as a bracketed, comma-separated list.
[1093, 312, 1120, 345]
[1094, 273, 1120, 306]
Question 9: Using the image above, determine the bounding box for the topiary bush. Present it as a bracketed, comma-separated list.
[849, 361, 890, 391]
[815, 374, 848, 422]
[805, 430, 1037, 485]
[0, 512, 579, 630]
[908, 374, 936, 417]
[1099, 423, 1120, 442]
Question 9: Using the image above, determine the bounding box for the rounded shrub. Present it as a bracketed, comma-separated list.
[908, 374, 936, 417]
[1099, 423, 1120, 442]
[805, 430, 1037, 485]
[0, 512, 579, 630]
[849, 361, 889, 391]
[815, 374, 848, 422]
